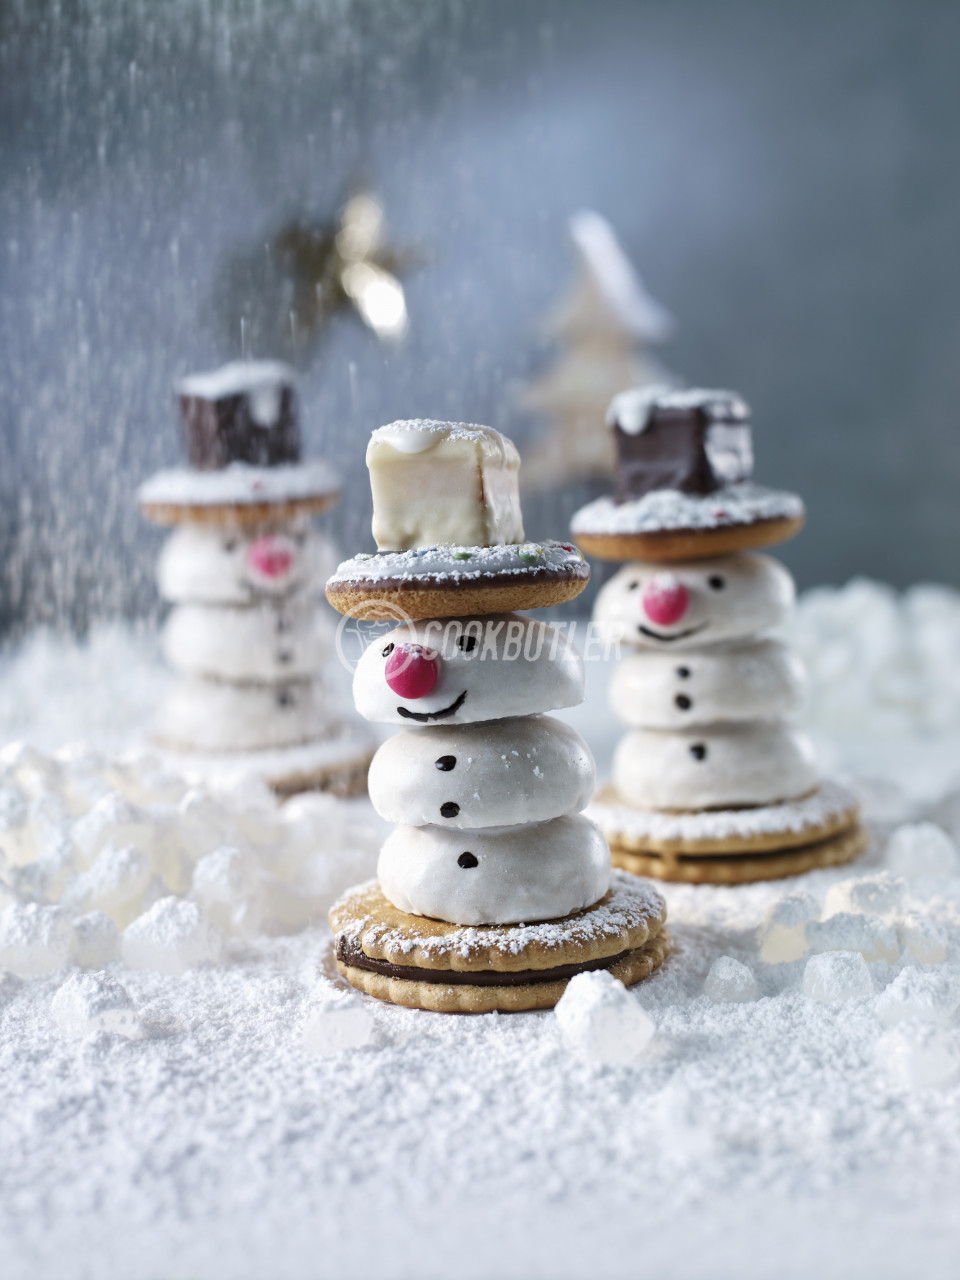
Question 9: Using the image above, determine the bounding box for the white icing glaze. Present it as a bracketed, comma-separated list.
[158, 524, 337, 604]
[587, 779, 858, 846]
[571, 483, 804, 535]
[367, 420, 520, 464]
[606, 385, 748, 435]
[594, 552, 794, 650]
[353, 613, 584, 726]
[367, 715, 595, 829]
[367, 421, 523, 552]
[612, 722, 819, 811]
[154, 677, 332, 753]
[162, 600, 334, 683]
[138, 459, 340, 510]
[610, 638, 805, 729]
[377, 813, 611, 926]
[329, 539, 586, 585]
[176, 360, 294, 428]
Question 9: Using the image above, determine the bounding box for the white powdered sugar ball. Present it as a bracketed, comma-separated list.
[71, 793, 155, 867]
[757, 891, 818, 964]
[66, 844, 153, 922]
[191, 847, 262, 938]
[301, 989, 375, 1055]
[822, 873, 904, 921]
[802, 951, 874, 1004]
[899, 913, 949, 965]
[51, 971, 141, 1040]
[704, 956, 758, 1004]
[72, 911, 121, 969]
[875, 969, 960, 1028]
[0, 902, 73, 978]
[122, 897, 223, 975]
[555, 970, 655, 1065]
[0, 742, 62, 797]
[176, 789, 237, 860]
[806, 913, 900, 963]
[0, 779, 33, 867]
[885, 823, 960, 878]
[877, 1024, 960, 1090]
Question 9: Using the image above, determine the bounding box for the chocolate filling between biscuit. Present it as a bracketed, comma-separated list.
[335, 934, 644, 987]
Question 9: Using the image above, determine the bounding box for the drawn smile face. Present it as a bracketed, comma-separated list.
[593, 552, 794, 650]
[352, 613, 584, 726]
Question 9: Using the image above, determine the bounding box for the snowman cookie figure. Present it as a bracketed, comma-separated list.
[325, 420, 668, 1013]
[138, 361, 376, 796]
[572, 387, 867, 883]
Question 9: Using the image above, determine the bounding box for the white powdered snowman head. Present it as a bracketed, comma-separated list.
[158, 522, 330, 605]
[594, 551, 794, 650]
[352, 613, 584, 726]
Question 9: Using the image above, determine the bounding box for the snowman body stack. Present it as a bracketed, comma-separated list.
[573, 387, 866, 883]
[325, 420, 668, 1013]
[138, 361, 375, 796]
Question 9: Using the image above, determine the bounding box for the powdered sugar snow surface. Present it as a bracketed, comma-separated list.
[1, 587, 960, 1279]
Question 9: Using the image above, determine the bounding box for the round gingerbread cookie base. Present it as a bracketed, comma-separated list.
[325, 540, 590, 621]
[612, 823, 869, 885]
[140, 491, 340, 530]
[157, 731, 376, 800]
[328, 871, 668, 1013]
[574, 513, 805, 563]
[587, 779, 861, 856]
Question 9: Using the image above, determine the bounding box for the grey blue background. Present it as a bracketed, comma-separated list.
[2, 0, 959, 636]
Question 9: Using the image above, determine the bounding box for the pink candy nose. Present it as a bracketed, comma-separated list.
[642, 573, 689, 626]
[248, 536, 294, 580]
[384, 645, 440, 699]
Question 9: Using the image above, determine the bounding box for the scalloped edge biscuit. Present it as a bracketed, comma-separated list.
[334, 929, 670, 1013]
[589, 782, 860, 855]
[611, 823, 868, 885]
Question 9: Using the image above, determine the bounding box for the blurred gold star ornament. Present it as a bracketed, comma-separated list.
[218, 190, 413, 365]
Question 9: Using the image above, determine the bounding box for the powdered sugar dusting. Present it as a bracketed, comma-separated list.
[571, 483, 804, 534]
[329, 539, 587, 584]
[588, 779, 858, 845]
[138, 460, 340, 510]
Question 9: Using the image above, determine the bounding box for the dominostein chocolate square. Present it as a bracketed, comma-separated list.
[608, 387, 753, 502]
[176, 361, 301, 471]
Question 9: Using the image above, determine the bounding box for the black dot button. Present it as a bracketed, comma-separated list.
[676, 666, 691, 679]
[675, 694, 692, 711]
[689, 743, 707, 761]
[435, 755, 457, 771]
[276, 688, 294, 709]
[440, 802, 460, 819]
[457, 852, 478, 869]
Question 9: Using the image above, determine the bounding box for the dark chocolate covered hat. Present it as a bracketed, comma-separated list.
[176, 361, 300, 470]
[607, 386, 753, 503]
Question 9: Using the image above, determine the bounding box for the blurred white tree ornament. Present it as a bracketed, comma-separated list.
[518, 211, 678, 490]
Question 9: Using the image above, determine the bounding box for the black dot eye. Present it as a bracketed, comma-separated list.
[440, 801, 460, 819]
[458, 634, 478, 653]
[223, 539, 238, 553]
[708, 575, 725, 590]
[675, 694, 692, 711]
[690, 743, 707, 761]
[293, 531, 306, 546]
[435, 755, 456, 771]
[676, 666, 691, 679]
[457, 852, 478, 869]
[381, 642, 395, 658]
[627, 580, 641, 591]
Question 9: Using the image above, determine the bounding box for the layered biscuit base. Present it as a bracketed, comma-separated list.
[367, 420, 524, 551]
